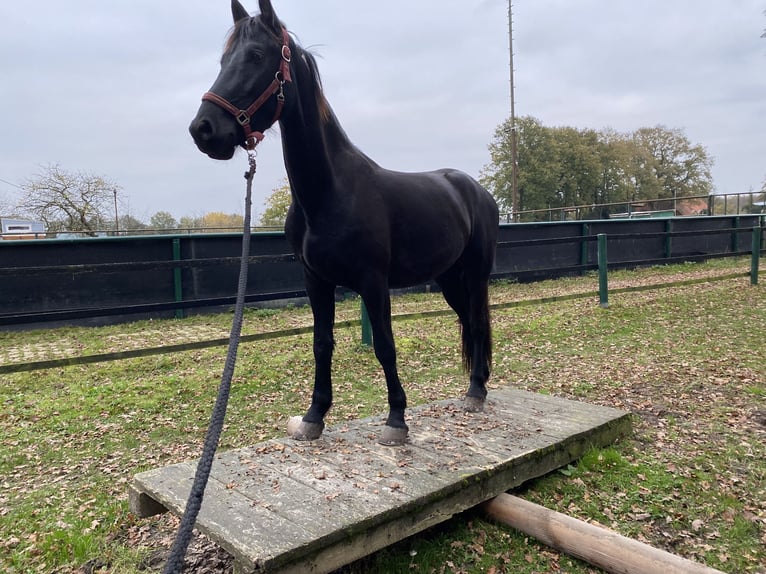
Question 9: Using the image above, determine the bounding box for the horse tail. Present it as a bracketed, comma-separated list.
[460, 321, 472, 373]
[461, 280, 492, 376]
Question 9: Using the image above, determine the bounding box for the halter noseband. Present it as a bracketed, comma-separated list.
[201, 27, 292, 150]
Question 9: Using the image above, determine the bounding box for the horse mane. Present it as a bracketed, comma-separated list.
[299, 49, 331, 124]
[223, 16, 283, 56]
[223, 19, 250, 56]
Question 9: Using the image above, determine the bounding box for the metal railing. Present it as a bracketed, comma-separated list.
[501, 191, 766, 223]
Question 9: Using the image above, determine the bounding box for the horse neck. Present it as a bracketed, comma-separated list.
[278, 51, 366, 216]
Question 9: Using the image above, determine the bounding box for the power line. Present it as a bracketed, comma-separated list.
[0, 177, 23, 190]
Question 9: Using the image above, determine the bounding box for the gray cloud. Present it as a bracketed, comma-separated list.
[1, 0, 763, 222]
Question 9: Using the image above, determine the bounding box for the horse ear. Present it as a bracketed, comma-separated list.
[258, 0, 280, 33]
[231, 0, 250, 23]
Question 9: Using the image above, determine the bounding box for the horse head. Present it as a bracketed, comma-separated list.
[189, 0, 291, 159]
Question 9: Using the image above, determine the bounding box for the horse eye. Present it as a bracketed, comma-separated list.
[248, 49, 264, 62]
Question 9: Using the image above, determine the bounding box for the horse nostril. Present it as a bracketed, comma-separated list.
[190, 117, 213, 141]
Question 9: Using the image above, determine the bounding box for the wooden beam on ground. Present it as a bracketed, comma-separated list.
[482, 494, 726, 574]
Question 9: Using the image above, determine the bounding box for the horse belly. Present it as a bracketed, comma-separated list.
[387, 226, 466, 288]
[300, 231, 380, 287]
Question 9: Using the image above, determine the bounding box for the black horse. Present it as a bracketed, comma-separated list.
[189, 0, 499, 446]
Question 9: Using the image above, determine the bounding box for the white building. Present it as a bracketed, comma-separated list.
[0, 217, 46, 240]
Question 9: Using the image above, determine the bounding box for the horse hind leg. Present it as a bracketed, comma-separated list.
[437, 269, 490, 412]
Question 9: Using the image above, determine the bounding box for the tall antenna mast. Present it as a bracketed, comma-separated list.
[508, 1, 519, 222]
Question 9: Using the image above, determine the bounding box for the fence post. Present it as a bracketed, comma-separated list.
[598, 233, 609, 308]
[172, 238, 184, 319]
[360, 300, 373, 346]
[751, 225, 762, 286]
[664, 219, 673, 259]
[580, 223, 590, 270]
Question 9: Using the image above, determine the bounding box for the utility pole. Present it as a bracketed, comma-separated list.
[508, 1, 519, 222]
[113, 189, 119, 233]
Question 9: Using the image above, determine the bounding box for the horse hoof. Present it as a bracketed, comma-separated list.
[379, 425, 408, 446]
[287, 416, 324, 441]
[463, 395, 485, 413]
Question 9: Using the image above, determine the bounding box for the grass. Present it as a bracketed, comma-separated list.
[0, 257, 764, 573]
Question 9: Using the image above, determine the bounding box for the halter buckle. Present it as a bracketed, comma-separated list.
[236, 111, 250, 126]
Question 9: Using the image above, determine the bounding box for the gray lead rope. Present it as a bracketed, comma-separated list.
[163, 150, 257, 574]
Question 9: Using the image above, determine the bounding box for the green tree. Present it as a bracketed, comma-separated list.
[622, 140, 662, 203]
[179, 215, 203, 231]
[259, 179, 292, 227]
[632, 126, 714, 201]
[119, 214, 147, 232]
[150, 211, 178, 231]
[552, 126, 603, 210]
[482, 118, 715, 220]
[483, 118, 607, 219]
[597, 128, 639, 207]
[482, 116, 561, 217]
[18, 164, 121, 236]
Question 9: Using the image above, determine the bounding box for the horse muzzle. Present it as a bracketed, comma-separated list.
[188, 108, 239, 160]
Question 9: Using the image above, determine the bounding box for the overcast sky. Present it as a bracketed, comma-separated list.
[1, 1, 764, 222]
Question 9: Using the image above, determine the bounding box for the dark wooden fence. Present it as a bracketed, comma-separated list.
[0, 215, 762, 329]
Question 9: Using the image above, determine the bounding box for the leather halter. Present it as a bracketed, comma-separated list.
[201, 27, 292, 150]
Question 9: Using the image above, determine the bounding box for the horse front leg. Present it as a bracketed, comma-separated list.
[289, 272, 335, 441]
[360, 285, 409, 446]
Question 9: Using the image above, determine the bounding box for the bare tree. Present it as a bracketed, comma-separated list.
[18, 164, 121, 235]
[0, 193, 18, 217]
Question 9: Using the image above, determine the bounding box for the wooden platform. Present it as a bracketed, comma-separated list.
[129, 388, 631, 573]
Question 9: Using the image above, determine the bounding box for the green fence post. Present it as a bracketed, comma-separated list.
[172, 238, 184, 319]
[598, 233, 609, 308]
[751, 225, 762, 286]
[360, 300, 372, 346]
[664, 219, 673, 259]
[580, 223, 590, 270]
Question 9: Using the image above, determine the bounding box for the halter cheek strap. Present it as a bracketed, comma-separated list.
[202, 27, 292, 150]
